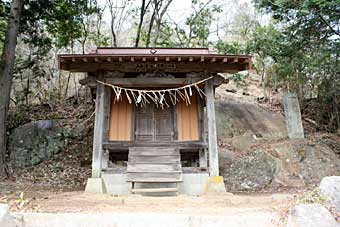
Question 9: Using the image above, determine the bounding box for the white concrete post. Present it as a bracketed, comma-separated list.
[205, 79, 219, 176]
[91, 84, 105, 178]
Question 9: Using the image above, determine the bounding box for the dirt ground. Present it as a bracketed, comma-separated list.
[0, 180, 304, 217]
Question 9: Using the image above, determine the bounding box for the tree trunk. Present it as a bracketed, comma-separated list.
[135, 0, 151, 47]
[0, 0, 24, 177]
[153, 0, 173, 46]
[145, 1, 157, 47]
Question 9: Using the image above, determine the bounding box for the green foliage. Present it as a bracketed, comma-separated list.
[184, 0, 222, 47]
[0, 1, 9, 53]
[296, 189, 327, 205]
[229, 73, 248, 87]
[252, 0, 340, 131]
[215, 41, 248, 55]
[154, 0, 222, 47]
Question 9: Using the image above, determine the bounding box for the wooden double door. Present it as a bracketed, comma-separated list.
[135, 103, 174, 141]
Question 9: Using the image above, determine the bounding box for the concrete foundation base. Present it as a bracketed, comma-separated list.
[179, 173, 209, 196]
[205, 176, 227, 194]
[101, 173, 210, 196]
[101, 173, 131, 195]
[85, 178, 106, 193]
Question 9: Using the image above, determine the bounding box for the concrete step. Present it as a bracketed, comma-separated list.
[127, 178, 183, 183]
[131, 187, 178, 193]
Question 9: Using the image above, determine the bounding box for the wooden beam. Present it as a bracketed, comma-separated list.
[62, 61, 248, 73]
[101, 86, 111, 169]
[102, 141, 208, 150]
[92, 84, 106, 178]
[205, 79, 219, 176]
[104, 77, 204, 87]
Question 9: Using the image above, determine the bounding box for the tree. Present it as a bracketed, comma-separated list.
[0, 0, 24, 177]
[135, 0, 151, 47]
[107, 0, 133, 47]
[0, 0, 101, 176]
[253, 0, 340, 131]
[144, 0, 173, 47]
[158, 0, 221, 47]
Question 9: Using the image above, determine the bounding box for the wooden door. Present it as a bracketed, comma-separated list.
[135, 103, 154, 141]
[155, 106, 173, 141]
[135, 104, 174, 141]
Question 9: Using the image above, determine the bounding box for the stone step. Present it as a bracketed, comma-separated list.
[126, 178, 183, 183]
[127, 172, 182, 181]
[128, 155, 180, 163]
[127, 163, 182, 173]
[131, 187, 178, 193]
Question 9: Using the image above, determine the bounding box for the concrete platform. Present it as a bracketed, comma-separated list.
[101, 173, 209, 196]
[17, 211, 279, 227]
[85, 178, 106, 193]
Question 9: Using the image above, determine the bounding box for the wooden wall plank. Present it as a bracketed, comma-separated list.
[177, 93, 200, 141]
[108, 95, 132, 141]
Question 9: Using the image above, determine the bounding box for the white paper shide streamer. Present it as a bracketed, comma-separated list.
[97, 76, 213, 108]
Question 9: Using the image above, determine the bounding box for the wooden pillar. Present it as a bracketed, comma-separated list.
[205, 79, 219, 176]
[91, 84, 106, 178]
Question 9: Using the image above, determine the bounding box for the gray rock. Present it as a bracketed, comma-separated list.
[222, 150, 277, 191]
[9, 120, 74, 168]
[230, 131, 256, 151]
[0, 204, 21, 227]
[319, 176, 340, 212]
[272, 141, 340, 186]
[287, 203, 338, 227]
[215, 100, 287, 142]
[36, 120, 54, 130]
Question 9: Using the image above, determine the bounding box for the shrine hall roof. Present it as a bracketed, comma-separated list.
[58, 47, 251, 73]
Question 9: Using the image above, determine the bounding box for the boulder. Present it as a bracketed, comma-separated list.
[9, 120, 74, 168]
[319, 176, 340, 212]
[222, 150, 276, 191]
[219, 139, 340, 191]
[287, 203, 338, 227]
[215, 100, 287, 144]
[272, 141, 340, 186]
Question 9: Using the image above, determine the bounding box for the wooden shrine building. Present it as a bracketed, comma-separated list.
[59, 48, 251, 195]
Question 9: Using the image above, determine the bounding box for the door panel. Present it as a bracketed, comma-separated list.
[135, 104, 154, 141]
[155, 107, 173, 141]
[135, 104, 174, 141]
